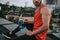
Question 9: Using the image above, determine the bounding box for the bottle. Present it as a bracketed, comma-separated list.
[18, 14, 24, 31]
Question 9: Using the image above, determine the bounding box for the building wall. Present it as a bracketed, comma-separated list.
[57, 0, 60, 8]
[42, 0, 55, 11]
[42, 0, 60, 11]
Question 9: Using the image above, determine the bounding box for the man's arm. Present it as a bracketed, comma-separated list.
[32, 7, 52, 35]
[9, 26, 20, 35]
[23, 17, 34, 24]
[12, 26, 20, 34]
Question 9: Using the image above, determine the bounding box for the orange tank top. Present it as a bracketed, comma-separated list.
[33, 4, 48, 40]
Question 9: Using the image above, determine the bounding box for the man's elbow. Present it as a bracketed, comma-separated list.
[43, 24, 49, 29]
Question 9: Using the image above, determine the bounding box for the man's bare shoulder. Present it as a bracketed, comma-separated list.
[40, 6, 51, 16]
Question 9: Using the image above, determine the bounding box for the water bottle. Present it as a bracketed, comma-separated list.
[18, 18, 24, 31]
[18, 14, 25, 31]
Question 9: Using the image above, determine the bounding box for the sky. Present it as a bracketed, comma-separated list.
[0, 0, 35, 7]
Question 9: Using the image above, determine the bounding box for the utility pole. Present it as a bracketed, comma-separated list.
[25, 1, 28, 7]
[0, 6, 1, 11]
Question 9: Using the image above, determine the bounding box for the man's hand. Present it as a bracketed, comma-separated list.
[26, 30, 33, 36]
[23, 19, 28, 22]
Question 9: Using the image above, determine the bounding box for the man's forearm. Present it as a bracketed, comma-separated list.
[12, 27, 20, 34]
[32, 25, 49, 35]
[27, 21, 34, 24]
[23, 17, 34, 24]
[24, 20, 34, 24]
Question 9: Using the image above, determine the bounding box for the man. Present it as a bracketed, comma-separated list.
[9, 0, 51, 40]
[25, 0, 51, 40]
